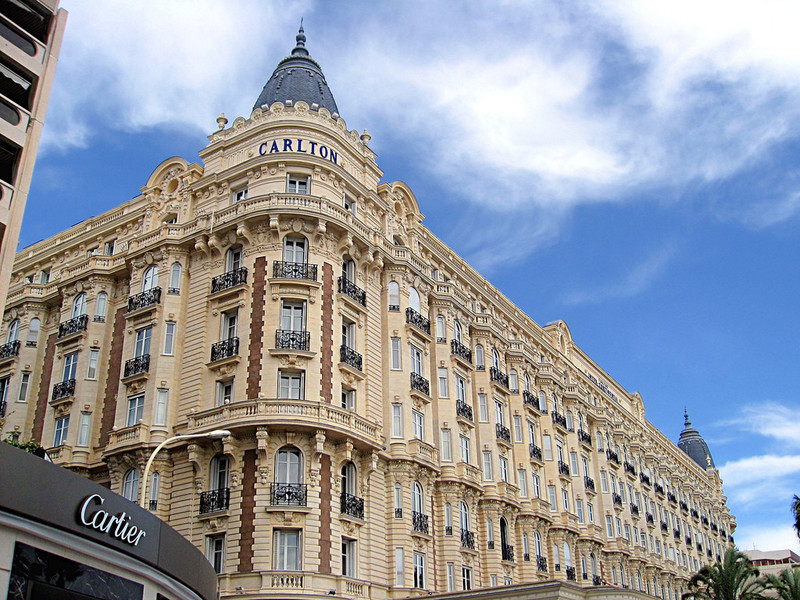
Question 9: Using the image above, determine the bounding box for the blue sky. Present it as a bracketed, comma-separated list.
[23, 1, 800, 553]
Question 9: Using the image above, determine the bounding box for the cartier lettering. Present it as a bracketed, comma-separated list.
[78, 494, 147, 546]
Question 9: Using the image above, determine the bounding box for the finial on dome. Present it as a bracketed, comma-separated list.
[684, 409, 691, 428]
[293, 20, 307, 55]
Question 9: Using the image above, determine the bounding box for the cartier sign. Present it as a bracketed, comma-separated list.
[78, 493, 147, 547]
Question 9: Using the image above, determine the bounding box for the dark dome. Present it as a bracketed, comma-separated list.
[678, 411, 715, 469]
[253, 25, 339, 115]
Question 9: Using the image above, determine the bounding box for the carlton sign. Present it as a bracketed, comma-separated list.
[258, 137, 339, 164]
[78, 493, 148, 547]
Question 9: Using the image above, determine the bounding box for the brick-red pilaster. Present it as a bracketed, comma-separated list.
[99, 306, 126, 447]
[30, 332, 57, 443]
[319, 454, 332, 573]
[238, 449, 257, 571]
[247, 257, 267, 399]
[320, 263, 333, 404]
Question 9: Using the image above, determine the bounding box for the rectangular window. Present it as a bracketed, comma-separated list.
[216, 380, 233, 406]
[134, 327, 152, 358]
[548, 485, 557, 512]
[392, 404, 402, 437]
[570, 451, 579, 476]
[274, 529, 302, 570]
[532, 473, 541, 498]
[606, 515, 614, 538]
[499, 456, 509, 482]
[391, 337, 401, 369]
[513, 415, 523, 442]
[459, 435, 470, 464]
[518, 469, 528, 497]
[342, 538, 357, 578]
[478, 394, 488, 422]
[438, 368, 448, 397]
[86, 348, 99, 379]
[17, 371, 30, 402]
[576, 499, 584, 523]
[53, 415, 69, 446]
[494, 400, 505, 426]
[77, 412, 91, 447]
[447, 563, 454, 592]
[206, 534, 225, 574]
[341, 387, 356, 411]
[104, 240, 116, 256]
[278, 371, 304, 399]
[587, 502, 594, 523]
[412, 409, 424, 440]
[542, 435, 553, 460]
[562, 488, 570, 512]
[154, 388, 168, 426]
[163, 321, 176, 355]
[441, 428, 452, 461]
[395, 548, 404, 586]
[287, 174, 310, 194]
[600, 470, 609, 493]
[528, 421, 536, 444]
[341, 319, 356, 349]
[410, 345, 423, 376]
[63, 351, 78, 381]
[490, 575, 497, 587]
[616, 517, 622, 537]
[462, 566, 472, 591]
[221, 310, 238, 340]
[413, 552, 425, 589]
[482, 451, 493, 480]
[232, 187, 248, 203]
[455, 376, 466, 402]
[127, 394, 145, 426]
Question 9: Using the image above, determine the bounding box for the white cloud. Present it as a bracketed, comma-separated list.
[718, 454, 800, 506]
[734, 523, 800, 554]
[722, 403, 800, 450]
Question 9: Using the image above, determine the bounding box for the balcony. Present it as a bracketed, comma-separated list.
[537, 555, 548, 573]
[340, 492, 364, 519]
[496, 423, 511, 444]
[524, 553, 530, 562]
[612, 493, 622, 507]
[489, 366, 508, 388]
[270, 483, 308, 507]
[445, 525, 453, 535]
[51, 378, 76, 401]
[606, 449, 620, 465]
[593, 575, 602, 586]
[673, 529, 681, 540]
[667, 492, 677, 504]
[412, 511, 429, 534]
[199, 488, 230, 514]
[630, 504, 640, 516]
[58, 314, 88, 339]
[529, 444, 543, 461]
[660, 521, 668, 533]
[523, 390, 538, 410]
[273, 261, 318, 281]
[624, 462, 637, 477]
[685, 536, 692, 545]
[646, 512, 654, 525]
[338, 276, 366, 306]
[680, 501, 689, 513]
[0, 339, 20, 360]
[701, 516, 709, 526]
[691, 508, 699, 520]
[405, 308, 430, 334]
[578, 429, 592, 446]
[127, 287, 161, 313]
[450, 339, 472, 363]
[461, 530, 475, 550]
[340, 345, 363, 371]
[640, 472, 651, 486]
[211, 337, 239, 362]
[551, 411, 567, 429]
[502, 544, 515, 562]
[276, 329, 311, 351]
[488, 540, 495, 550]
[584, 476, 595, 492]
[557, 460, 570, 477]
[566, 566, 576, 581]
[123, 354, 150, 378]
[456, 400, 473, 422]
[211, 267, 248, 294]
[394, 508, 403, 519]
[655, 483, 665, 496]
[410, 372, 430, 396]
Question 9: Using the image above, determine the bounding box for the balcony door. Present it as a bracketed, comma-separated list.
[283, 237, 307, 264]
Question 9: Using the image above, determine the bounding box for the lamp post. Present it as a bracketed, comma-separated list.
[139, 429, 231, 508]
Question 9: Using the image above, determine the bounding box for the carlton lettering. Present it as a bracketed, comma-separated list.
[258, 138, 338, 164]
[79, 494, 147, 546]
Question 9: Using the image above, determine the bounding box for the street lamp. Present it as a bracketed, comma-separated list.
[139, 429, 231, 508]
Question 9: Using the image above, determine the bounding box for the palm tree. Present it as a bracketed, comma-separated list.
[683, 547, 765, 600]
[763, 567, 800, 600]
[792, 495, 800, 543]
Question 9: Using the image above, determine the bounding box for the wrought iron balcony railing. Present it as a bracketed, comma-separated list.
[127, 287, 161, 312]
[211, 337, 239, 361]
[0, 339, 20, 359]
[661, 521, 668, 533]
[566, 566, 576, 581]
[487, 540, 495, 550]
[148, 499, 158, 511]
[522, 390, 537, 409]
[405, 308, 430, 334]
[445, 525, 453, 535]
[646, 512, 654, 525]
[630, 503, 640, 516]
[691, 508, 699, 520]
[558, 460, 570, 477]
[640, 472, 652, 486]
[52, 378, 76, 401]
[450, 339, 472, 363]
[124, 354, 150, 378]
[338, 276, 366, 306]
[655, 483, 665, 495]
[412, 510, 429, 534]
[529, 444, 543, 461]
[496, 423, 511, 444]
[340, 345, 363, 371]
[461, 530, 475, 550]
[340, 492, 364, 519]
[584, 476, 595, 492]
[612, 493, 623, 507]
[456, 400, 473, 421]
[686, 536, 692, 545]
[276, 329, 311, 351]
[593, 575, 602, 586]
[551, 411, 567, 429]
[537, 555, 548, 573]
[680, 501, 689, 513]
[211, 267, 248, 293]
[578, 429, 592, 446]
[273, 261, 318, 280]
[58, 314, 89, 338]
[502, 544, 515, 562]
[394, 508, 403, 519]
[410, 372, 430, 395]
[524, 553, 531, 562]
[667, 492, 677, 504]
[624, 461, 637, 477]
[489, 366, 508, 388]
[199, 487, 230, 514]
[270, 483, 308, 506]
[606, 449, 620, 465]
[674, 529, 681, 539]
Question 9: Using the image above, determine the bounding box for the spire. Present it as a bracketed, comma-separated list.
[293, 21, 308, 56]
[684, 409, 690, 428]
[678, 411, 715, 470]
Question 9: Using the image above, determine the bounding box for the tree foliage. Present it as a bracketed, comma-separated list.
[2, 436, 43, 454]
[792, 495, 800, 543]
[683, 547, 765, 600]
[763, 567, 800, 600]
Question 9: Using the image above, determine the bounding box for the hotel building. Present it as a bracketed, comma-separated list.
[0, 27, 734, 600]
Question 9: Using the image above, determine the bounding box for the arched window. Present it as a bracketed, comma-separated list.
[27, 318, 40, 345]
[412, 482, 424, 514]
[341, 461, 356, 496]
[142, 266, 158, 292]
[6, 319, 19, 342]
[487, 519, 494, 547]
[578, 411, 584, 431]
[73, 293, 87, 317]
[436, 315, 445, 341]
[534, 531, 542, 557]
[596, 431, 604, 450]
[169, 262, 182, 292]
[394, 482, 402, 515]
[566, 410, 574, 430]
[94, 292, 107, 321]
[444, 502, 452, 532]
[553, 543, 560, 569]
[459, 501, 469, 531]
[342, 258, 355, 282]
[523, 372, 531, 392]
[509, 369, 518, 391]
[122, 469, 139, 502]
[523, 532, 530, 558]
[539, 390, 547, 412]
[475, 344, 485, 369]
[226, 246, 242, 272]
[408, 286, 420, 312]
[552, 392, 559, 414]
[499, 517, 510, 552]
[282, 236, 307, 264]
[564, 542, 572, 567]
[388, 281, 400, 310]
[581, 555, 587, 579]
[275, 446, 303, 484]
[591, 552, 597, 577]
[491, 348, 501, 370]
[453, 320, 462, 343]
[150, 472, 160, 508]
[210, 455, 229, 490]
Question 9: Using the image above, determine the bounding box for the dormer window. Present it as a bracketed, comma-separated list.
[232, 187, 248, 203]
[287, 174, 309, 194]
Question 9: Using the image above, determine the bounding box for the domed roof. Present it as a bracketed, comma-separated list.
[678, 411, 715, 469]
[253, 25, 339, 115]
